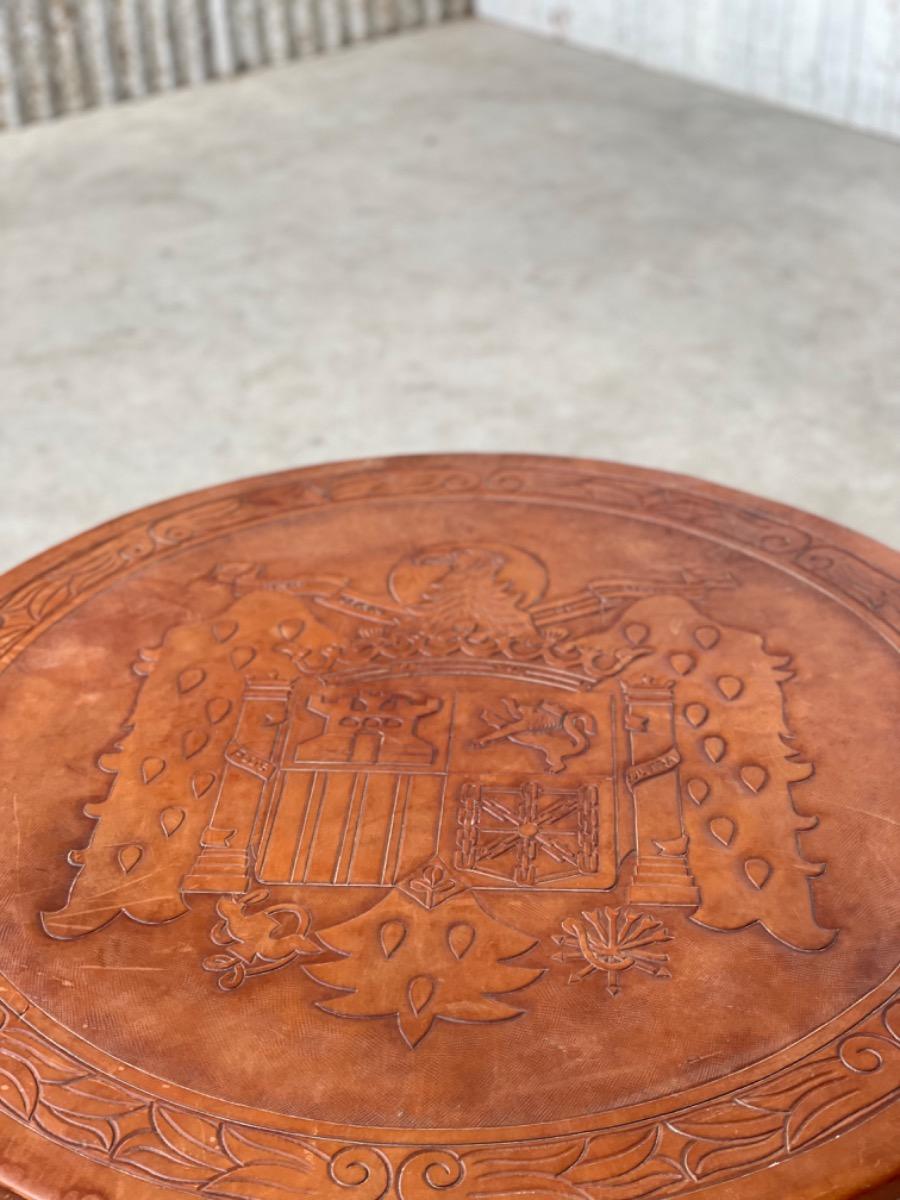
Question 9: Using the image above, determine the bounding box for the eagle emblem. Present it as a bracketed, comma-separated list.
[40, 542, 834, 1045]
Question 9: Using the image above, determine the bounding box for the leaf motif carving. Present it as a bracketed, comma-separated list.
[203, 1162, 317, 1199]
[743, 1060, 840, 1111]
[33, 1098, 113, 1152]
[0, 1051, 39, 1118]
[151, 1104, 233, 1171]
[219, 1123, 327, 1168]
[115, 1126, 217, 1183]
[467, 1138, 584, 1177]
[670, 1101, 783, 1142]
[684, 1130, 785, 1179]
[567, 1127, 660, 1184]
[583, 1162, 685, 1200]
[441, 999, 523, 1023]
[785, 1077, 870, 1149]
[203, 1134, 381, 1200]
[0, 1028, 88, 1082]
[39, 1075, 143, 1120]
[565, 1128, 687, 1199]
[401, 1141, 588, 1200]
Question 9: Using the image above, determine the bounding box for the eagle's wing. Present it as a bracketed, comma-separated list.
[41, 588, 324, 939]
[618, 596, 833, 952]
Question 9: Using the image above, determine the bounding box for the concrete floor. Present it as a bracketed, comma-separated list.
[0, 19, 898, 573]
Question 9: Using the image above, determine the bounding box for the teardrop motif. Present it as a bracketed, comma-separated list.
[624, 622, 648, 646]
[709, 817, 735, 847]
[670, 652, 695, 675]
[118, 844, 143, 874]
[407, 976, 435, 1016]
[740, 764, 769, 793]
[206, 697, 232, 725]
[717, 675, 744, 701]
[447, 923, 476, 960]
[745, 857, 772, 889]
[379, 919, 406, 959]
[160, 807, 186, 837]
[694, 625, 720, 649]
[191, 772, 216, 799]
[178, 667, 206, 694]
[141, 757, 166, 784]
[703, 736, 726, 763]
[686, 778, 709, 804]
[684, 703, 708, 728]
[182, 729, 209, 760]
[230, 646, 256, 671]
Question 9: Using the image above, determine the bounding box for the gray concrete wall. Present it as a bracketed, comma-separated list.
[478, 0, 900, 140]
[1, 21, 897, 572]
[0, 0, 470, 129]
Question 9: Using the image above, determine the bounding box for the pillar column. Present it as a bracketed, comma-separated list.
[621, 679, 699, 906]
[182, 679, 292, 893]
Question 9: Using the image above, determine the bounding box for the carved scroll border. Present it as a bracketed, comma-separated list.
[0, 993, 895, 1197]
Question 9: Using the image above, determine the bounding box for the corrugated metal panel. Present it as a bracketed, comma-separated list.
[0, 0, 472, 129]
[477, 0, 900, 139]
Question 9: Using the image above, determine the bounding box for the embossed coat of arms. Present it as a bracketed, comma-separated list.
[42, 543, 833, 1046]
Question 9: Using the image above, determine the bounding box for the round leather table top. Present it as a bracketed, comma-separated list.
[0, 454, 896, 1200]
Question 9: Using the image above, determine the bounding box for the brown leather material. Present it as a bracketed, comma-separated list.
[0, 453, 896, 1200]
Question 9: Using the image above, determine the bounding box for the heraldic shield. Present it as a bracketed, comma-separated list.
[206, 675, 616, 896]
[41, 541, 834, 1046]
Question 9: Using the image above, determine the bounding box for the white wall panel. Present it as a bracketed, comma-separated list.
[477, 0, 900, 138]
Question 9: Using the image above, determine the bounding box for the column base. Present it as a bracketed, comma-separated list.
[628, 856, 700, 907]
[182, 847, 252, 895]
